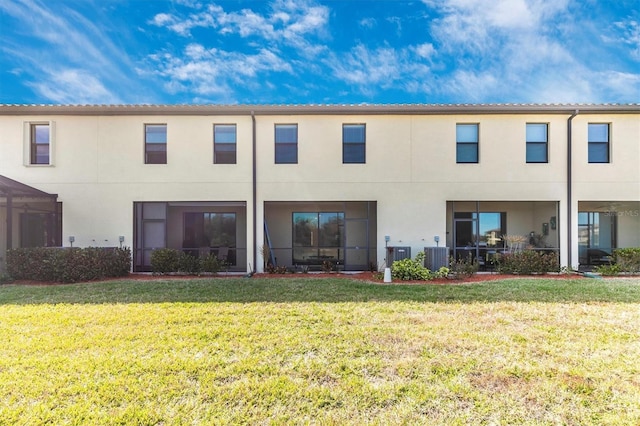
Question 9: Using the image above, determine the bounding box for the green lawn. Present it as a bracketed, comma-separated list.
[1, 276, 639, 425]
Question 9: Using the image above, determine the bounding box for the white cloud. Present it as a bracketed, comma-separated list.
[0, 0, 139, 103]
[325, 44, 432, 95]
[150, 0, 329, 44]
[419, 0, 637, 102]
[29, 69, 120, 104]
[413, 43, 436, 60]
[359, 17, 376, 29]
[611, 19, 640, 61]
[151, 44, 293, 99]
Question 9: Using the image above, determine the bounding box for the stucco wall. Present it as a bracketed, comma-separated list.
[1, 107, 638, 271]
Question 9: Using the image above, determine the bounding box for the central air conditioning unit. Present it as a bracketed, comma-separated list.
[386, 246, 411, 267]
[424, 247, 449, 270]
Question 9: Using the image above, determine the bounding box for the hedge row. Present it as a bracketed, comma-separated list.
[150, 248, 225, 275]
[6, 247, 131, 283]
[614, 248, 640, 273]
[496, 250, 560, 275]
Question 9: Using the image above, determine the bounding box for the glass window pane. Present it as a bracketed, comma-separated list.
[479, 213, 502, 247]
[318, 213, 344, 247]
[343, 124, 365, 143]
[34, 145, 49, 164]
[215, 151, 236, 164]
[526, 143, 547, 163]
[588, 123, 609, 142]
[146, 151, 167, 164]
[275, 124, 297, 143]
[588, 143, 609, 163]
[456, 143, 478, 163]
[343, 143, 365, 163]
[526, 123, 547, 142]
[456, 124, 478, 143]
[145, 124, 167, 143]
[214, 125, 236, 143]
[33, 124, 49, 144]
[293, 213, 318, 247]
[275, 144, 297, 163]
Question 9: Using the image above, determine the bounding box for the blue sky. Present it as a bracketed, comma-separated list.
[1, 0, 638, 105]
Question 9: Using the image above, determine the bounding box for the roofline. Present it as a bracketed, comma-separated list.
[0, 103, 638, 116]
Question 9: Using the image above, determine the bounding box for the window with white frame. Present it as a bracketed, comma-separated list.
[526, 123, 548, 163]
[24, 121, 54, 166]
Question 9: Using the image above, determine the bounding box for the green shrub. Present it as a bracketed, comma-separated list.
[6, 247, 131, 283]
[391, 251, 433, 281]
[496, 250, 560, 275]
[201, 253, 223, 273]
[150, 248, 179, 275]
[613, 248, 640, 274]
[593, 263, 621, 276]
[448, 255, 478, 280]
[177, 251, 201, 275]
[266, 264, 288, 274]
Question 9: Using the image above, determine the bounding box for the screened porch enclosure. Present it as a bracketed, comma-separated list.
[133, 201, 247, 272]
[0, 175, 61, 271]
[447, 201, 560, 267]
[578, 201, 640, 266]
[264, 201, 377, 271]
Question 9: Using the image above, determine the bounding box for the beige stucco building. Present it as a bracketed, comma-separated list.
[1, 104, 638, 273]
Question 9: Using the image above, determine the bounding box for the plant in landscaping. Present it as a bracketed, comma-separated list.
[177, 251, 201, 275]
[434, 266, 450, 278]
[391, 251, 434, 281]
[201, 253, 224, 274]
[593, 263, 621, 276]
[448, 254, 479, 279]
[322, 260, 336, 273]
[266, 263, 289, 274]
[496, 250, 560, 275]
[150, 248, 180, 275]
[6, 247, 131, 283]
[613, 248, 640, 274]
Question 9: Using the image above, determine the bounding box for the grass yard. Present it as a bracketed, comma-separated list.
[1, 276, 639, 425]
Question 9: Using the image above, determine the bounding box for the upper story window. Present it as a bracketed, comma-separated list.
[526, 123, 548, 163]
[588, 123, 610, 163]
[343, 124, 366, 164]
[145, 124, 167, 164]
[30, 123, 50, 165]
[24, 121, 54, 166]
[275, 124, 298, 164]
[214, 124, 237, 164]
[456, 123, 479, 163]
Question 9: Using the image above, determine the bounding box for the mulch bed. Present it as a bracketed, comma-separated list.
[6, 271, 587, 286]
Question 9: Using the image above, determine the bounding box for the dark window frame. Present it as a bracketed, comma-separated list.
[588, 123, 610, 163]
[30, 123, 50, 165]
[526, 123, 549, 163]
[275, 123, 298, 164]
[342, 123, 366, 164]
[145, 123, 167, 164]
[214, 124, 237, 164]
[456, 123, 479, 164]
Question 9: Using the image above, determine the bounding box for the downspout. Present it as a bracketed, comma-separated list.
[567, 110, 579, 268]
[251, 111, 257, 273]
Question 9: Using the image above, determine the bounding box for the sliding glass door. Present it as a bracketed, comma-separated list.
[293, 212, 344, 266]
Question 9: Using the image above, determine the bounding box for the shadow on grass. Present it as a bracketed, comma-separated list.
[1, 276, 640, 305]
